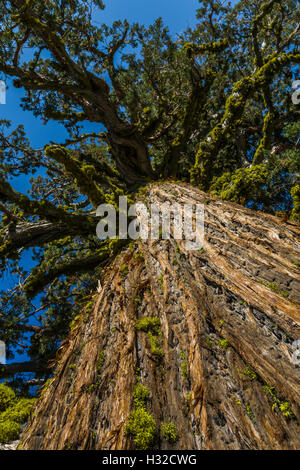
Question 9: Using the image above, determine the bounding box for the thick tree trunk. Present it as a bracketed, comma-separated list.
[21, 182, 300, 450]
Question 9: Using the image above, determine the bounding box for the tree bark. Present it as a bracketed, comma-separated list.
[20, 182, 300, 450]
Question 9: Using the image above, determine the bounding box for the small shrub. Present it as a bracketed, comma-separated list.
[0, 384, 16, 412]
[125, 407, 156, 450]
[161, 421, 179, 445]
[279, 402, 295, 419]
[246, 403, 255, 422]
[219, 339, 230, 350]
[148, 332, 164, 359]
[136, 317, 163, 360]
[136, 317, 160, 335]
[125, 383, 157, 450]
[180, 351, 188, 379]
[206, 337, 214, 347]
[133, 383, 150, 408]
[120, 264, 129, 278]
[0, 398, 36, 424]
[158, 274, 164, 290]
[0, 420, 20, 443]
[263, 385, 295, 420]
[97, 349, 105, 374]
[239, 366, 257, 381]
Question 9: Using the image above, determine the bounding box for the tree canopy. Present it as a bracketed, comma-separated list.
[0, 0, 299, 389]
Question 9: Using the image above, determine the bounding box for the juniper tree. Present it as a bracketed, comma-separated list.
[0, 0, 299, 387]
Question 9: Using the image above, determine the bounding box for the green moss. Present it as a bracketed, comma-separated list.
[246, 403, 255, 422]
[252, 112, 274, 165]
[175, 245, 183, 256]
[180, 350, 188, 379]
[136, 317, 164, 360]
[231, 395, 241, 406]
[148, 332, 164, 359]
[125, 407, 157, 450]
[161, 421, 179, 445]
[210, 165, 268, 205]
[0, 384, 16, 412]
[45, 145, 105, 208]
[191, 51, 300, 189]
[258, 280, 289, 298]
[120, 264, 129, 279]
[40, 378, 53, 397]
[219, 339, 230, 350]
[69, 314, 81, 331]
[133, 383, 150, 408]
[263, 385, 295, 419]
[136, 317, 160, 334]
[125, 383, 157, 450]
[279, 402, 295, 419]
[97, 349, 105, 374]
[239, 366, 257, 381]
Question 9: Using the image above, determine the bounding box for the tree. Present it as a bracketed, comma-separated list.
[0, 0, 299, 449]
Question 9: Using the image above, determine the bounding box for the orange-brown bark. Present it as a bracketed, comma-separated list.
[21, 183, 300, 450]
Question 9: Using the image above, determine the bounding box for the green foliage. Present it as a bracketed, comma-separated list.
[120, 264, 129, 279]
[279, 402, 295, 419]
[258, 280, 289, 298]
[125, 383, 157, 450]
[206, 337, 214, 347]
[158, 274, 164, 290]
[133, 383, 150, 409]
[125, 407, 157, 450]
[239, 366, 258, 381]
[136, 317, 164, 360]
[246, 403, 255, 422]
[136, 317, 161, 334]
[161, 421, 179, 445]
[148, 332, 164, 360]
[97, 349, 105, 374]
[263, 385, 295, 419]
[210, 165, 268, 205]
[0, 384, 35, 443]
[180, 351, 189, 379]
[291, 185, 300, 221]
[0, 420, 20, 443]
[0, 384, 16, 412]
[219, 339, 230, 351]
[0, 398, 36, 424]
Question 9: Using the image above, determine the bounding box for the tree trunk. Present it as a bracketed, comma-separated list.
[20, 182, 300, 450]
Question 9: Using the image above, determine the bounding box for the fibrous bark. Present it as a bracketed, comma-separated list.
[21, 183, 300, 450]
